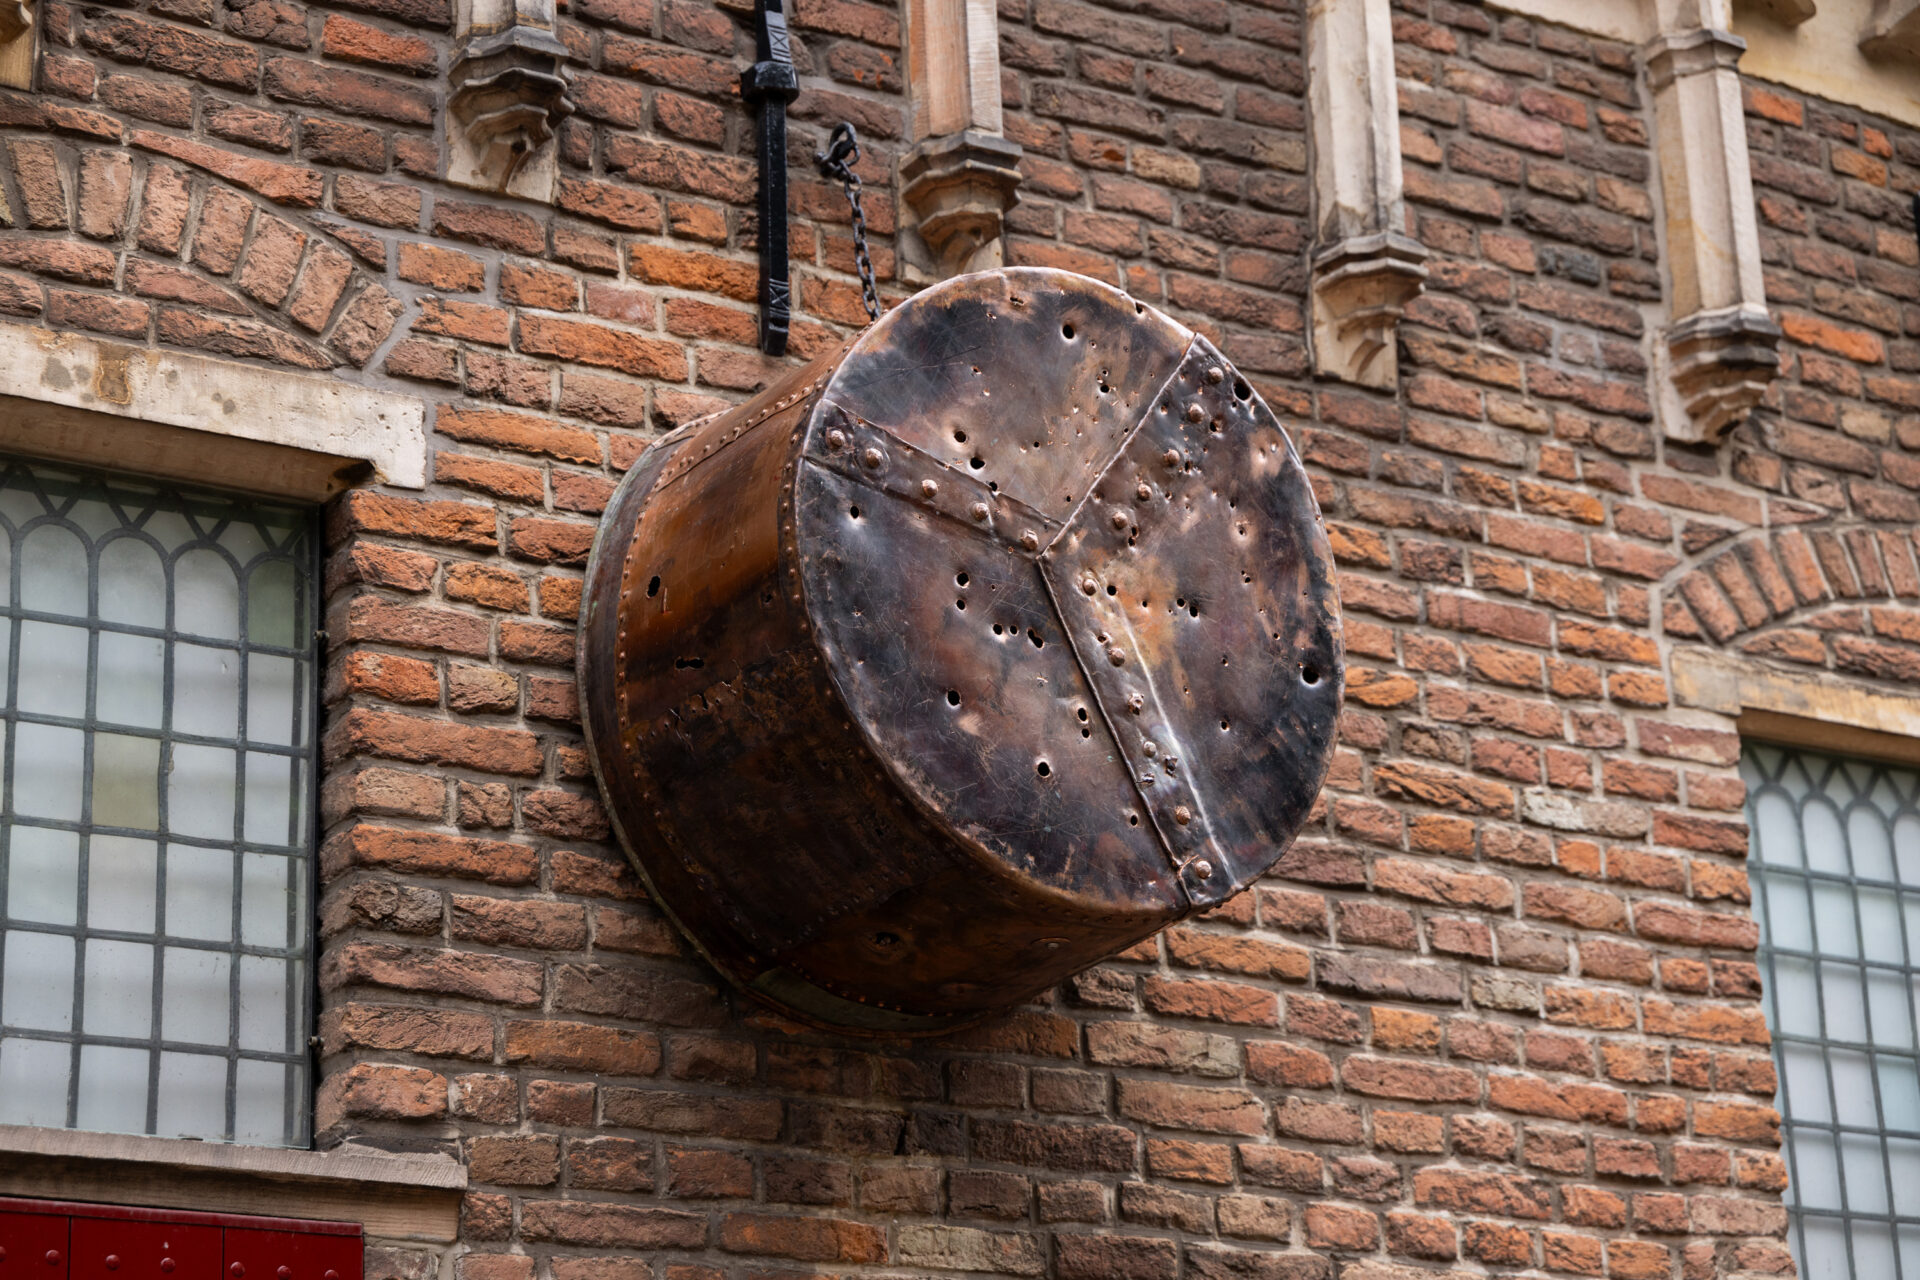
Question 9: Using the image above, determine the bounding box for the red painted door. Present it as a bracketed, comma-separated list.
[0, 1209, 71, 1280]
[69, 1218, 219, 1280]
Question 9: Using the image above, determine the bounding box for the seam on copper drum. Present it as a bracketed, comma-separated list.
[804, 403, 1061, 554]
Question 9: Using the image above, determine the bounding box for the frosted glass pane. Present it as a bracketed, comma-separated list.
[1898, 814, 1920, 885]
[247, 656, 298, 748]
[1852, 1224, 1897, 1278]
[96, 632, 164, 729]
[14, 723, 82, 821]
[238, 956, 289, 1052]
[1764, 875, 1813, 951]
[0, 1036, 69, 1125]
[20, 525, 88, 615]
[1880, 1060, 1920, 1133]
[240, 853, 296, 947]
[160, 947, 229, 1045]
[243, 754, 295, 848]
[246, 561, 299, 649]
[1894, 1141, 1920, 1214]
[1831, 1049, 1877, 1128]
[173, 644, 239, 738]
[1756, 791, 1803, 867]
[92, 733, 160, 830]
[3, 931, 73, 1031]
[165, 846, 233, 942]
[1774, 957, 1822, 1038]
[17, 621, 86, 718]
[75, 1044, 148, 1136]
[1850, 807, 1895, 881]
[1794, 1128, 1844, 1211]
[1866, 969, 1914, 1050]
[1814, 882, 1860, 957]
[82, 940, 152, 1038]
[88, 836, 156, 931]
[1859, 889, 1905, 964]
[156, 1051, 226, 1140]
[1823, 964, 1869, 1042]
[168, 744, 235, 840]
[1807, 800, 1849, 875]
[1783, 1043, 1833, 1124]
[234, 1059, 290, 1146]
[219, 519, 269, 566]
[6, 825, 78, 925]
[174, 549, 238, 641]
[1843, 1134, 1890, 1213]
[98, 538, 165, 628]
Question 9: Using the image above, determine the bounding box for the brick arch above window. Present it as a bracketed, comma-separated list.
[1661, 523, 1920, 649]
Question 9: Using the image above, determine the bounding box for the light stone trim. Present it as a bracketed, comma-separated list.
[1672, 646, 1920, 766]
[1642, 20, 1780, 443]
[0, 325, 428, 498]
[0, 1125, 465, 1242]
[446, 0, 574, 201]
[0, 0, 31, 89]
[1860, 0, 1920, 57]
[898, 0, 1021, 280]
[1307, 0, 1428, 388]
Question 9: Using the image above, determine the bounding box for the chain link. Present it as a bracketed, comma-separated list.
[816, 122, 880, 322]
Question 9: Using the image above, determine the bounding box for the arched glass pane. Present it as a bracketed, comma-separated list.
[98, 538, 166, 628]
[19, 525, 88, 616]
[174, 548, 239, 641]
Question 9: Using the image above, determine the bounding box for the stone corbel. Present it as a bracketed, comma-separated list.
[0, 0, 34, 90]
[900, 131, 1024, 278]
[1643, 24, 1780, 443]
[1739, 0, 1816, 28]
[1305, 0, 1427, 388]
[899, 0, 1020, 281]
[1861, 0, 1920, 59]
[447, 0, 574, 202]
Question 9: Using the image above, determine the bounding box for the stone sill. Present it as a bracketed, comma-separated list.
[0, 1127, 465, 1243]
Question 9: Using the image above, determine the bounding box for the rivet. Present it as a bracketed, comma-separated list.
[1174, 805, 1192, 825]
[231, 1266, 246, 1278]
[970, 502, 990, 521]
[1107, 647, 1126, 666]
[105, 1259, 119, 1273]
[825, 429, 847, 451]
[1194, 858, 1214, 879]
[1141, 741, 1157, 757]
[1127, 694, 1144, 714]
[1081, 577, 1098, 595]
[1136, 482, 1151, 501]
[1186, 404, 1204, 423]
[45, 1256, 60, 1268]
[1109, 509, 1128, 530]
[1206, 366, 1224, 384]
[862, 447, 883, 469]
[1162, 449, 1180, 467]
[160, 1263, 174, 1274]
[1021, 530, 1040, 551]
[278, 1268, 292, 1279]
[921, 478, 939, 498]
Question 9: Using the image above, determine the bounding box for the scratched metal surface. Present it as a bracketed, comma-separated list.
[579, 268, 1343, 1034]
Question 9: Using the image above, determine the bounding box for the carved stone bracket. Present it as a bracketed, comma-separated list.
[1740, 0, 1816, 27]
[1309, 232, 1429, 391]
[1643, 23, 1778, 443]
[899, 131, 1023, 279]
[1305, 0, 1425, 387]
[1861, 0, 1920, 58]
[1667, 304, 1783, 443]
[0, 0, 34, 89]
[447, 0, 573, 201]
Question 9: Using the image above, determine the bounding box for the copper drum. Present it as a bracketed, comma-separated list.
[578, 268, 1344, 1034]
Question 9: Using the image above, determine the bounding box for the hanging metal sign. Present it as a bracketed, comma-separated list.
[578, 268, 1345, 1034]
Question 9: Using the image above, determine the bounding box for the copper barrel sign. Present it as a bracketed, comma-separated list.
[578, 268, 1345, 1034]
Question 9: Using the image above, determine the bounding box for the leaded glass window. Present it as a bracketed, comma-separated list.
[0, 460, 318, 1147]
[1746, 743, 1920, 1280]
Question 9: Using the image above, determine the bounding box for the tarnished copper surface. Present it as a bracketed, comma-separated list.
[579, 268, 1344, 1034]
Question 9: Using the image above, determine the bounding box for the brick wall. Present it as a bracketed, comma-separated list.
[12, 0, 1920, 1270]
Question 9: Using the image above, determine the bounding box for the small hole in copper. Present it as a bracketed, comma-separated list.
[1062, 323, 1075, 340]
[956, 598, 967, 611]
[947, 690, 961, 706]
[1106, 584, 1117, 596]
[849, 505, 861, 519]
[970, 456, 984, 470]
[674, 657, 704, 669]
[1128, 811, 1140, 825]
[1302, 663, 1322, 685]
[1077, 708, 1089, 721]
[646, 576, 660, 597]
[957, 571, 970, 586]
[1028, 628, 1044, 648]
[1234, 378, 1251, 400]
[955, 429, 968, 443]
[1036, 760, 1051, 777]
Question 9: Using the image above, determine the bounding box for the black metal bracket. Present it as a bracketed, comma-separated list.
[742, 0, 799, 356]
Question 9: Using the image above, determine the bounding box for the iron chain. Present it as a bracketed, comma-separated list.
[816, 122, 880, 322]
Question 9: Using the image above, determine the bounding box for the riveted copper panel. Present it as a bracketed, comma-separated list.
[579, 268, 1343, 1034]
